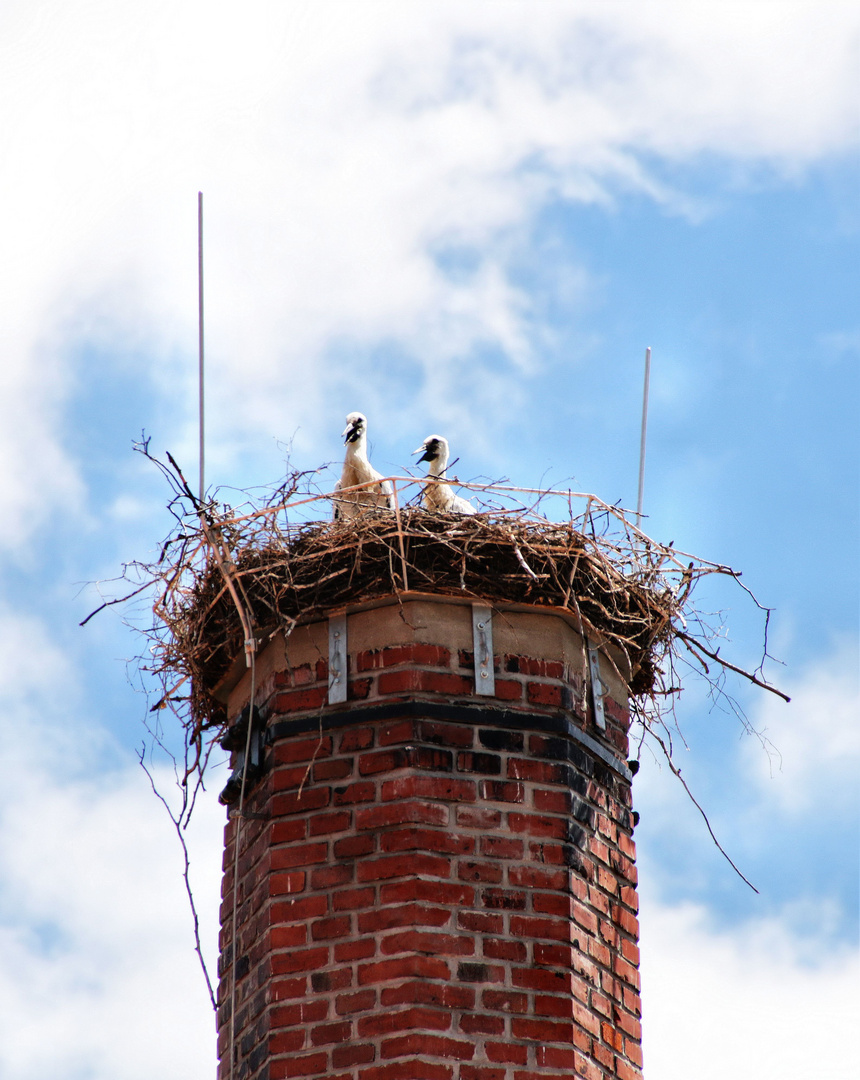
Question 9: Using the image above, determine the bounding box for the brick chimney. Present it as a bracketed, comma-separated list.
[216, 595, 642, 1080]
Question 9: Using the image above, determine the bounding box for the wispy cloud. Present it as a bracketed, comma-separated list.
[639, 888, 860, 1080]
[1, 2, 857, 544]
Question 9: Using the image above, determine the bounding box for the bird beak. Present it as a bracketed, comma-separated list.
[412, 445, 433, 463]
[411, 446, 424, 456]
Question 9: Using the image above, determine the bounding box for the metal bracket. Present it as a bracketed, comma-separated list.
[587, 641, 606, 731]
[328, 613, 347, 704]
[472, 604, 495, 696]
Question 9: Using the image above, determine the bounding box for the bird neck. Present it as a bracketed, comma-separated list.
[345, 437, 370, 464]
[426, 448, 449, 479]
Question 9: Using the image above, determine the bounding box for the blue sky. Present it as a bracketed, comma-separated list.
[0, 3, 857, 1077]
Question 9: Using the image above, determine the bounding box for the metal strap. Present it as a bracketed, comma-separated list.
[587, 641, 606, 731]
[328, 613, 347, 704]
[472, 604, 495, 696]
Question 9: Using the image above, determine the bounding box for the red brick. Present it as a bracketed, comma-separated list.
[504, 656, 564, 679]
[486, 1042, 528, 1065]
[534, 942, 574, 968]
[536, 1045, 577, 1068]
[510, 914, 570, 942]
[348, 678, 373, 700]
[535, 994, 574, 1018]
[308, 810, 351, 836]
[482, 989, 528, 1013]
[456, 806, 501, 829]
[268, 870, 306, 897]
[359, 748, 412, 775]
[336, 988, 377, 1014]
[526, 682, 563, 707]
[333, 781, 377, 805]
[457, 910, 503, 934]
[380, 879, 474, 907]
[273, 686, 329, 713]
[377, 719, 418, 745]
[381, 826, 473, 856]
[492, 679, 523, 701]
[358, 1006, 452, 1037]
[314, 758, 353, 782]
[381, 980, 475, 1010]
[508, 865, 567, 890]
[310, 863, 352, 889]
[508, 812, 568, 839]
[333, 1043, 376, 1068]
[381, 1034, 474, 1061]
[461, 1068, 506, 1080]
[533, 892, 573, 917]
[334, 833, 376, 858]
[480, 835, 524, 859]
[512, 966, 573, 994]
[270, 924, 307, 949]
[270, 1000, 328, 1028]
[483, 938, 527, 963]
[340, 727, 374, 752]
[270, 894, 328, 923]
[270, 976, 307, 1001]
[357, 800, 449, 830]
[459, 1014, 505, 1035]
[269, 1052, 328, 1078]
[380, 930, 474, 957]
[532, 787, 572, 814]
[270, 819, 307, 844]
[312, 915, 351, 940]
[378, 670, 472, 697]
[271, 841, 328, 871]
[382, 776, 476, 803]
[417, 719, 474, 747]
[273, 736, 333, 764]
[477, 779, 524, 803]
[511, 1017, 574, 1043]
[271, 947, 329, 975]
[359, 903, 451, 933]
[335, 938, 376, 962]
[482, 888, 527, 911]
[358, 1061, 454, 1080]
[458, 860, 503, 884]
[272, 787, 331, 816]
[358, 955, 451, 984]
[311, 1020, 351, 1045]
[357, 852, 451, 882]
[358, 644, 451, 671]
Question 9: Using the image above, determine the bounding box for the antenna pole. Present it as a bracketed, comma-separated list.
[636, 346, 651, 527]
[197, 192, 205, 502]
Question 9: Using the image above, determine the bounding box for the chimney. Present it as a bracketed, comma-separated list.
[216, 594, 642, 1080]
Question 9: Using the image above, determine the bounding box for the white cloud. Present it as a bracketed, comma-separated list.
[0, 605, 223, 1078]
[743, 638, 860, 811]
[639, 890, 860, 1080]
[1, 0, 858, 546]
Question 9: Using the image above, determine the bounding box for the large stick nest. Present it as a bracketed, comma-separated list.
[181, 511, 672, 727]
[101, 450, 782, 760]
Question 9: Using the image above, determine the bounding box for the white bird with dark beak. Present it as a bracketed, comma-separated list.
[412, 434, 476, 514]
[333, 412, 394, 520]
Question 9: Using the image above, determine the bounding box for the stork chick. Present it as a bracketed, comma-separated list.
[333, 412, 394, 520]
[412, 434, 476, 514]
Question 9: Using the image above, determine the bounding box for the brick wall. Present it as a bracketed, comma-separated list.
[217, 598, 642, 1080]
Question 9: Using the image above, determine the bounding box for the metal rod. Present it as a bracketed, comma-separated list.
[636, 346, 651, 526]
[198, 191, 205, 502]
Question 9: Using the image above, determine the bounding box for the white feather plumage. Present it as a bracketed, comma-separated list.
[412, 434, 476, 515]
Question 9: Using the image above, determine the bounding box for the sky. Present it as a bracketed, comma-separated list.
[0, 2, 858, 1077]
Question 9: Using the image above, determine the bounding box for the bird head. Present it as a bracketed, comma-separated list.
[342, 412, 367, 444]
[412, 434, 447, 464]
